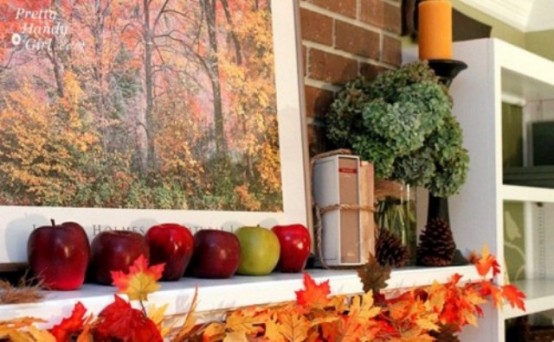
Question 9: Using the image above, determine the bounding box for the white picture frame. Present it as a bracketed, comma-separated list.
[0, 0, 310, 268]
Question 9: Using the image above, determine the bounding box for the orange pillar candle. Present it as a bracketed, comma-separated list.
[418, 0, 453, 60]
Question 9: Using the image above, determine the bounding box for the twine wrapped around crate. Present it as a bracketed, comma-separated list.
[374, 179, 410, 201]
[311, 149, 375, 269]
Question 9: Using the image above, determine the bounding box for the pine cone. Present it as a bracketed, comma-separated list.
[416, 218, 456, 267]
[376, 228, 408, 267]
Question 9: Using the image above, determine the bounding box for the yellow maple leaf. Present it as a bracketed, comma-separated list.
[416, 314, 440, 331]
[27, 325, 56, 342]
[0, 317, 48, 342]
[401, 334, 435, 342]
[223, 331, 248, 342]
[357, 291, 381, 321]
[426, 282, 446, 312]
[148, 303, 170, 337]
[264, 318, 286, 342]
[0, 327, 33, 342]
[225, 307, 265, 336]
[0, 317, 45, 330]
[276, 312, 310, 342]
[310, 315, 340, 328]
[111, 254, 164, 301]
[328, 294, 349, 313]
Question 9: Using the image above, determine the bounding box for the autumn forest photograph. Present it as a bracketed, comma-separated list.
[0, 0, 283, 211]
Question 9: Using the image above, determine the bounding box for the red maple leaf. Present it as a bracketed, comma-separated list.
[93, 295, 162, 342]
[295, 273, 331, 309]
[502, 285, 526, 311]
[50, 301, 87, 342]
[477, 281, 503, 308]
[449, 273, 463, 286]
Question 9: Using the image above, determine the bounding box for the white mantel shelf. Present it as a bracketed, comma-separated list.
[502, 185, 554, 204]
[504, 279, 554, 319]
[0, 265, 483, 324]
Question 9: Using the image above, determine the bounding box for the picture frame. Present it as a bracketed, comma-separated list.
[0, 0, 311, 268]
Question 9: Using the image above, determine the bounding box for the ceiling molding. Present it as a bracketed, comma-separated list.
[528, 0, 554, 31]
[457, 0, 554, 32]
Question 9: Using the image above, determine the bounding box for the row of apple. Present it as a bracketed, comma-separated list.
[27, 220, 312, 291]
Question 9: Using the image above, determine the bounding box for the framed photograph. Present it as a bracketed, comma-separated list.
[0, 0, 310, 267]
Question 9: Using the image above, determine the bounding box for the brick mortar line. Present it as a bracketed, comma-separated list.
[383, 0, 401, 8]
[301, 40, 398, 70]
[299, 2, 382, 34]
[304, 78, 341, 92]
[382, 30, 401, 40]
[305, 116, 315, 125]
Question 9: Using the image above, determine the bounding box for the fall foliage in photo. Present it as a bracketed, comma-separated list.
[0, 0, 282, 211]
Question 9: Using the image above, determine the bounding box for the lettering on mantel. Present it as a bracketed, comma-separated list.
[32, 224, 239, 236]
[92, 225, 238, 235]
[31, 224, 146, 236]
[92, 225, 146, 236]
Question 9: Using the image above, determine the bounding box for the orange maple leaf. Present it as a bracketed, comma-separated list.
[111, 255, 165, 301]
[49, 301, 87, 342]
[321, 315, 364, 342]
[295, 273, 331, 309]
[202, 322, 226, 342]
[470, 245, 500, 277]
[502, 284, 526, 311]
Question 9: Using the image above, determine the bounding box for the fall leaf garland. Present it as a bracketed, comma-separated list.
[0, 248, 525, 341]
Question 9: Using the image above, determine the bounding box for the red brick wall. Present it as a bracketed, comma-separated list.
[299, 0, 402, 155]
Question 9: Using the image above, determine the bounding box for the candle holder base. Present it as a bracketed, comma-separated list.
[428, 59, 467, 88]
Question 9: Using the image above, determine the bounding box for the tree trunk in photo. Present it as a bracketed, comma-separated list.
[201, 0, 226, 156]
[142, 0, 156, 173]
[219, 0, 242, 65]
[49, 0, 65, 98]
[93, 0, 108, 150]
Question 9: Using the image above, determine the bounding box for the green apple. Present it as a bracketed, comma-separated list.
[236, 226, 280, 275]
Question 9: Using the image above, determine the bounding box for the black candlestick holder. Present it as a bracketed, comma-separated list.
[425, 59, 467, 225]
[428, 59, 467, 88]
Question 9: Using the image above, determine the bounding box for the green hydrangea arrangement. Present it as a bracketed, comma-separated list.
[326, 61, 469, 197]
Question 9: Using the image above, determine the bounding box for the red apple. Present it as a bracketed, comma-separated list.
[271, 224, 311, 273]
[145, 223, 194, 281]
[189, 229, 240, 278]
[27, 219, 90, 290]
[89, 230, 150, 285]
